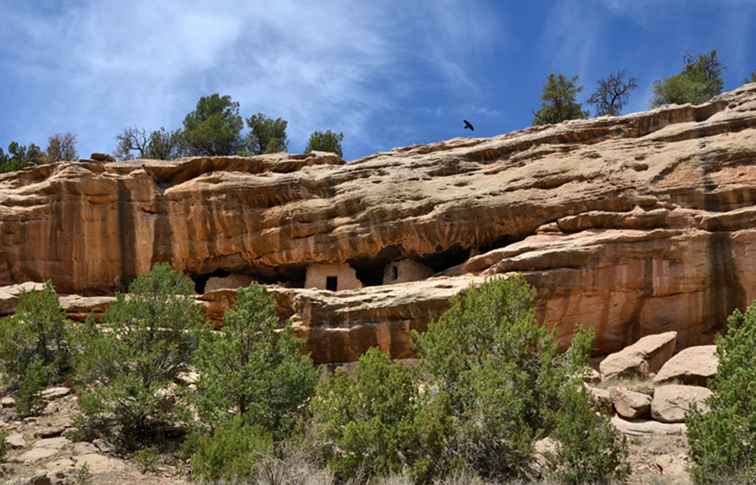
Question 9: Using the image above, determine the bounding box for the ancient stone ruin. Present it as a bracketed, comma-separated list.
[1, 84, 756, 364]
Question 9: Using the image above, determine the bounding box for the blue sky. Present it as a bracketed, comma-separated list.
[1, 0, 755, 160]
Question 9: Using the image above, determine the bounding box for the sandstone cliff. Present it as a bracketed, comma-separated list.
[2, 84, 756, 362]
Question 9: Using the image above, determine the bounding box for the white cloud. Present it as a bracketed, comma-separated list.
[0, 0, 499, 158]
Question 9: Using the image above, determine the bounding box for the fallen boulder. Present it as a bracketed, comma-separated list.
[611, 386, 652, 419]
[599, 331, 678, 381]
[651, 384, 713, 423]
[611, 415, 687, 436]
[653, 345, 718, 386]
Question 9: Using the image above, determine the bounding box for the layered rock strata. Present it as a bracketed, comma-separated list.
[2, 85, 756, 362]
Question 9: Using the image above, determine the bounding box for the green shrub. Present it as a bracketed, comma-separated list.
[533, 74, 588, 125]
[191, 416, 273, 482]
[414, 275, 628, 483]
[16, 357, 48, 417]
[74, 264, 205, 450]
[547, 383, 630, 484]
[310, 275, 628, 484]
[0, 429, 8, 462]
[0, 282, 72, 416]
[310, 348, 424, 482]
[193, 283, 317, 440]
[687, 303, 756, 484]
[133, 446, 160, 473]
[545, 326, 629, 485]
[652, 50, 724, 107]
[305, 130, 344, 157]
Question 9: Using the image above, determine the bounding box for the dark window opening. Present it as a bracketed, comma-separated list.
[326, 276, 338, 292]
[350, 245, 404, 287]
[417, 244, 471, 273]
[191, 268, 230, 293]
[392, 266, 398, 280]
[189, 264, 307, 293]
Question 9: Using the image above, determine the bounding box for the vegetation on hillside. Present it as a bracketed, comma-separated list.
[74, 264, 205, 450]
[0, 282, 73, 416]
[652, 50, 724, 107]
[0, 268, 632, 483]
[532, 74, 588, 125]
[305, 130, 344, 157]
[687, 302, 756, 484]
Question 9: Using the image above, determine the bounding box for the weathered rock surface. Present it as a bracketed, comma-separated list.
[611, 386, 652, 419]
[39, 387, 71, 401]
[599, 331, 678, 380]
[2, 85, 756, 362]
[611, 415, 687, 436]
[651, 384, 713, 423]
[654, 345, 718, 385]
[0, 282, 45, 315]
[6, 432, 27, 448]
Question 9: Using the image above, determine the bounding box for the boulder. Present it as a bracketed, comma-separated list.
[40, 387, 71, 400]
[611, 386, 652, 419]
[611, 415, 687, 436]
[16, 447, 58, 464]
[89, 152, 115, 162]
[72, 442, 98, 455]
[33, 437, 70, 450]
[585, 385, 613, 414]
[1, 396, 16, 408]
[654, 345, 718, 386]
[651, 384, 713, 423]
[599, 332, 678, 381]
[6, 432, 26, 448]
[35, 425, 67, 439]
[0, 282, 46, 316]
[73, 453, 127, 474]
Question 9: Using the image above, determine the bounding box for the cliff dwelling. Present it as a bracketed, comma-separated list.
[382, 259, 434, 285]
[305, 263, 363, 291]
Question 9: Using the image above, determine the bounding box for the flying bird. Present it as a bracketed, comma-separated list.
[463, 120, 475, 131]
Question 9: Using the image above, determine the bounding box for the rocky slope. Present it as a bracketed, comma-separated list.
[2, 84, 756, 362]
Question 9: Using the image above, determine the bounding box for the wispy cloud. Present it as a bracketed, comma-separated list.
[0, 0, 499, 158]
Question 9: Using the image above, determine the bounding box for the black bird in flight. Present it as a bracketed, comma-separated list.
[463, 120, 475, 131]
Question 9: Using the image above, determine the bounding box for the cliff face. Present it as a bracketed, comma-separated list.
[2, 84, 756, 362]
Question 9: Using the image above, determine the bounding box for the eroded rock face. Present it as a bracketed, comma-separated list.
[2, 85, 756, 362]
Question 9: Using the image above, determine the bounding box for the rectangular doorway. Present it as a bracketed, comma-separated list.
[326, 276, 338, 291]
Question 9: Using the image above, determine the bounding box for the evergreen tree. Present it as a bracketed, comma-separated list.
[145, 128, 183, 160]
[75, 264, 205, 450]
[533, 74, 589, 125]
[182, 94, 245, 156]
[652, 50, 724, 107]
[245, 113, 288, 154]
[305, 130, 344, 157]
[193, 283, 316, 440]
[0, 141, 45, 172]
[0, 282, 73, 416]
[687, 303, 756, 483]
